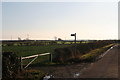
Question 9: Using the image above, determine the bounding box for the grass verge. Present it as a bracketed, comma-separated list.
[80, 44, 115, 62]
[16, 69, 46, 80]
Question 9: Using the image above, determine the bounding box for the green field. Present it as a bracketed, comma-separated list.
[2, 44, 71, 65]
[2, 45, 70, 57]
[2, 40, 116, 65]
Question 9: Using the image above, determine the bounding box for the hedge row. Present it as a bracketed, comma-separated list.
[2, 52, 20, 78]
[53, 41, 114, 63]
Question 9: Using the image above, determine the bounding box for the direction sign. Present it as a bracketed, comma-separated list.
[71, 34, 75, 36]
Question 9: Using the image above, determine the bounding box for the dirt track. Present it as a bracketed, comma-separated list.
[33, 44, 119, 78]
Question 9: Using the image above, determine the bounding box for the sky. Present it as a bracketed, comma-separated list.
[2, 0, 120, 2]
[2, 2, 118, 40]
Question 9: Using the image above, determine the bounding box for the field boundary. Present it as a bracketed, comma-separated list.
[80, 44, 115, 62]
[97, 44, 118, 59]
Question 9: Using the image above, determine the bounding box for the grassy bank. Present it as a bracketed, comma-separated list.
[80, 44, 114, 62]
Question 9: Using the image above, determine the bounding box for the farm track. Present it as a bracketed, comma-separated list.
[79, 44, 119, 78]
[31, 44, 119, 78]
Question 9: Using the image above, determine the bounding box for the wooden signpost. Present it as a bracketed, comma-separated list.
[71, 33, 77, 57]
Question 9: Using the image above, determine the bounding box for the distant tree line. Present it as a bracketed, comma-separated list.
[2, 40, 118, 46]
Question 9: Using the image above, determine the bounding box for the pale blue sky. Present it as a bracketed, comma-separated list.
[2, 0, 119, 2]
[2, 2, 118, 40]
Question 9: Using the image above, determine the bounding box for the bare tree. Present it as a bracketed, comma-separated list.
[18, 37, 21, 40]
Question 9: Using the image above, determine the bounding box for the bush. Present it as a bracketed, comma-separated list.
[2, 52, 19, 78]
[54, 46, 82, 63]
[53, 42, 114, 63]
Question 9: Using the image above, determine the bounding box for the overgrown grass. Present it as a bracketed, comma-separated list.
[80, 44, 114, 62]
[54, 41, 115, 63]
[16, 69, 46, 79]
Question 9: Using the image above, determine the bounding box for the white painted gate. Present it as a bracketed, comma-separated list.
[20, 53, 52, 70]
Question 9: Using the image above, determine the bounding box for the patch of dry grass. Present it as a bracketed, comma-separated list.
[80, 44, 114, 62]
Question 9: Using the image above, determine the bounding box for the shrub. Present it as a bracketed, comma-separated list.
[2, 52, 19, 78]
[53, 42, 114, 63]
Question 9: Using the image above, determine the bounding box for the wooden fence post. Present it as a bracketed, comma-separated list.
[50, 53, 52, 62]
[20, 56, 23, 71]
